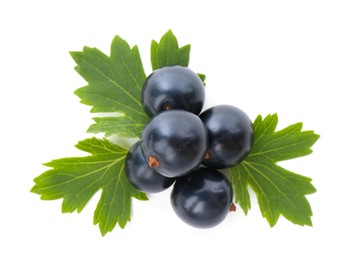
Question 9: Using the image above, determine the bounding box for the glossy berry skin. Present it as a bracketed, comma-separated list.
[142, 66, 205, 117]
[199, 105, 253, 169]
[141, 110, 208, 178]
[125, 142, 175, 193]
[171, 168, 233, 229]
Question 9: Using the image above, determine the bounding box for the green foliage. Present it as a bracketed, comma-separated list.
[71, 36, 148, 138]
[31, 138, 148, 236]
[31, 31, 319, 235]
[151, 29, 190, 70]
[230, 114, 319, 226]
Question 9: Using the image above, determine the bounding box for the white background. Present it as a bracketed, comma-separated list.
[1, 0, 351, 259]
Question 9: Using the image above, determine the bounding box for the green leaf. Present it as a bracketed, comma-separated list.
[230, 114, 319, 227]
[71, 35, 149, 138]
[151, 29, 191, 70]
[150, 30, 206, 85]
[87, 116, 144, 138]
[31, 137, 148, 236]
[197, 73, 206, 85]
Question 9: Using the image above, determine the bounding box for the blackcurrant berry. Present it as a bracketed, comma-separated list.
[199, 105, 253, 169]
[171, 168, 234, 228]
[125, 142, 174, 193]
[141, 66, 205, 117]
[140, 110, 208, 178]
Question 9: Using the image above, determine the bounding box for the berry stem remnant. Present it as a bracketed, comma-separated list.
[148, 156, 160, 168]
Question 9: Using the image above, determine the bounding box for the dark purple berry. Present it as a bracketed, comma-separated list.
[141, 110, 208, 178]
[199, 105, 253, 169]
[142, 66, 205, 117]
[171, 168, 234, 228]
[125, 142, 174, 193]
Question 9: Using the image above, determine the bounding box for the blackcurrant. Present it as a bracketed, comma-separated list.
[140, 110, 208, 178]
[125, 142, 175, 193]
[171, 168, 234, 229]
[141, 66, 205, 117]
[199, 105, 253, 169]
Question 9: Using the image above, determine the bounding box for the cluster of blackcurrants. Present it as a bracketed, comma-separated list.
[125, 66, 253, 228]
